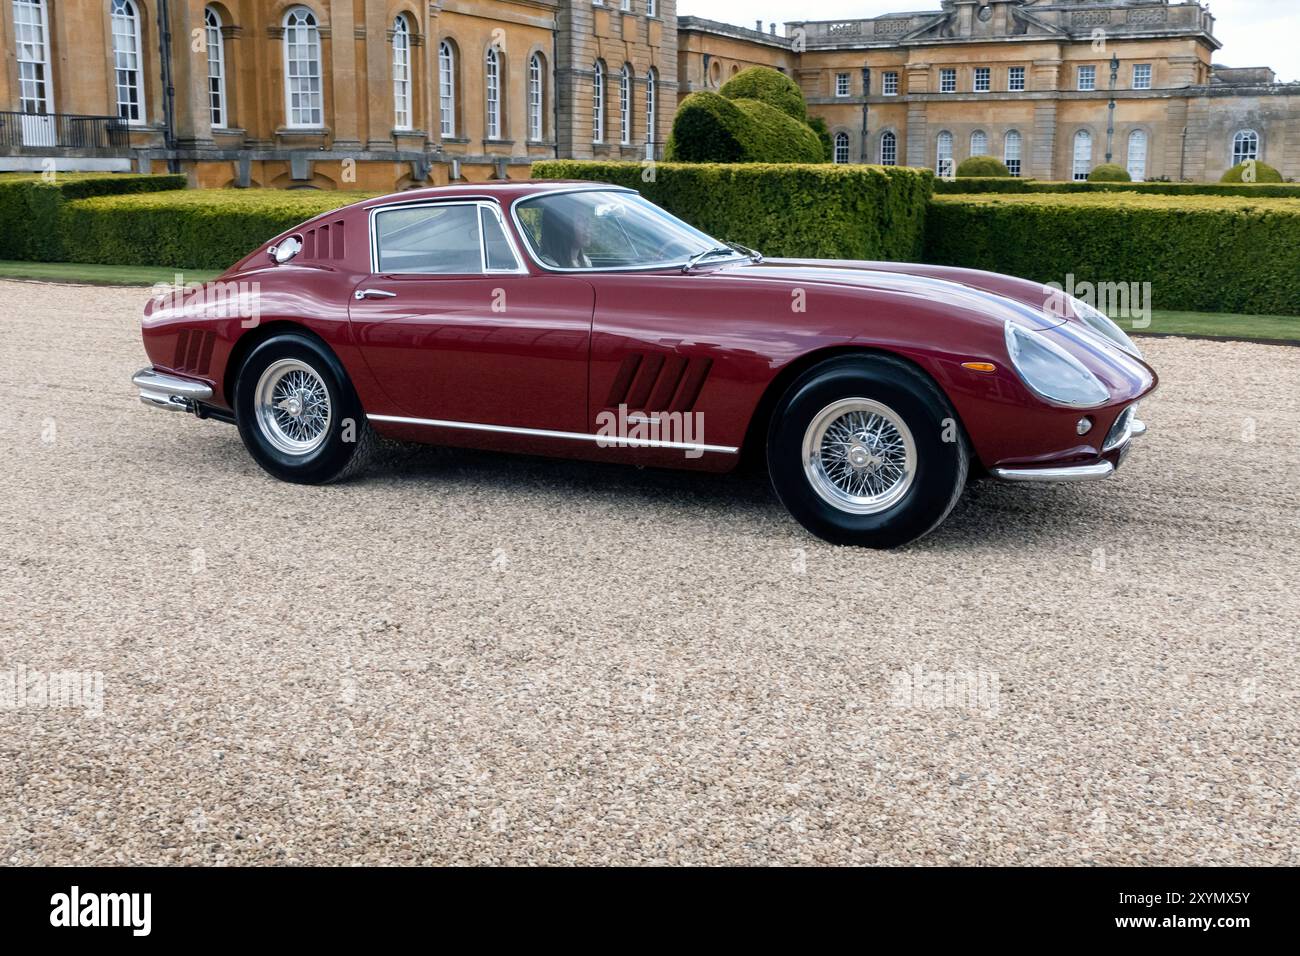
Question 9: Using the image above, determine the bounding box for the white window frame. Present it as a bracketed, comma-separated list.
[1127, 129, 1147, 182]
[620, 0, 630, 10]
[392, 15, 412, 132]
[1232, 129, 1259, 166]
[204, 7, 227, 129]
[645, 67, 657, 151]
[439, 41, 456, 138]
[1073, 130, 1092, 181]
[485, 45, 501, 140]
[647, 0, 656, 15]
[882, 71, 898, 96]
[1133, 63, 1152, 90]
[833, 131, 850, 165]
[110, 0, 145, 123]
[973, 67, 990, 93]
[936, 130, 953, 177]
[939, 68, 956, 93]
[970, 130, 987, 156]
[879, 130, 897, 166]
[1008, 66, 1025, 92]
[1004, 130, 1022, 177]
[835, 73, 850, 97]
[528, 52, 544, 141]
[1077, 65, 1096, 91]
[592, 60, 605, 143]
[619, 63, 631, 144]
[14, 0, 54, 115]
[283, 6, 323, 128]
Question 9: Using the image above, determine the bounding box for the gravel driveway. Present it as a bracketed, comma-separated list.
[1, 278, 1297, 866]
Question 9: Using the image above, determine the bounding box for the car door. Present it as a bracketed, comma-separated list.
[347, 200, 594, 433]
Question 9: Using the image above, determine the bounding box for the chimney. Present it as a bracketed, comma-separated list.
[755, 20, 762, 32]
[770, 23, 776, 35]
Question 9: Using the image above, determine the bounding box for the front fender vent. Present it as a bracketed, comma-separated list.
[172, 329, 216, 376]
[605, 353, 712, 413]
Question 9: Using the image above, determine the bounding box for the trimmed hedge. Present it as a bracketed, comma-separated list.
[718, 66, 807, 122]
[56, 189, 378, 269]
[1221, 160, 1283, 183]
[665, 91, 823, 164]
[925, 192, 1300, 315]
[532, 160, 934, 261]
[933, 177, 1300, 197]
[1088, 163, 1132, 182]
[956, 156, 1011, 178]
[0, 173, 186, 260]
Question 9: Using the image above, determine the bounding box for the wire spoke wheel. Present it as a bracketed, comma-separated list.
[254, 358, 332, 456]
[801, 397, 917, 515]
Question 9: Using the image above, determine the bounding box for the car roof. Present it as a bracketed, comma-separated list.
[357, 179, 628, 211]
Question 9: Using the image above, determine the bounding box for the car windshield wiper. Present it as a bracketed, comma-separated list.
[681, 245, 739, 273]
[724, 241, 763, 263]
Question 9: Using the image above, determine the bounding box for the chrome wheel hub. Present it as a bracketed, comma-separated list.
[254, 358, 332, 456]
[802, 398, 917, 515]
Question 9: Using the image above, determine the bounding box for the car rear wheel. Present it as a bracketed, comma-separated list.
[234, 332, 376, 484]
[767, 354, 968, 548]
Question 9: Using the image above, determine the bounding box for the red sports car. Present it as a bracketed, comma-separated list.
[133, 181, 1154, 548]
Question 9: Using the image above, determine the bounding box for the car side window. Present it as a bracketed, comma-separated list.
[480, 206, 518, 272]
[375, 204, 482, 274]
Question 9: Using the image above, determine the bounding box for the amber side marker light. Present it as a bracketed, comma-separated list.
[961, 362, 997, 373]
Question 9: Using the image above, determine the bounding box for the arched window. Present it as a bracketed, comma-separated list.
[833, 131, 850, 164]
[392, 15, 412, 131]
[1127, 129, 1148, 182]
[485, 44, 501, 139]
[1232, 129, 1259, 166]
[204, 7, 227, 128]
[1072, 130, 1092, 181]
[438, 41, 456, 137]
[592, 60, 605, 143]
[619, 63, 632, 145]
[528, 52, 544, 141]
[970, 130, 988, 156]
[936, 130, 953, 177]
[13, 0, 53, 115]
[110, 0, 144, 122]
[879, 130, 897, 166]
[645, 67, 657, 152]
[1004, 129, 1022, 177]
[283, 6, 322, 128]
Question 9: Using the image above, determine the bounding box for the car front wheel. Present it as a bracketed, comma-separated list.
[767, 354, 968, 548]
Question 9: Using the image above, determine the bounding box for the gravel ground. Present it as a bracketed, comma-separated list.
[1, 278, 1297, 866]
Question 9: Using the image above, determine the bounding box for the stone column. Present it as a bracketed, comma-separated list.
[327, 0, 362, 149]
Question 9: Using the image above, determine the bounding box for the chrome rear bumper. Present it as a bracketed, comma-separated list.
[991, 461, 1115, 483]
[133, 367, 213, 412]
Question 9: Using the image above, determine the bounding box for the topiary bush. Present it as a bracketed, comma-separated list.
[718, 66, 807, 122]
[1220, 160, 1284, 183]
[665, 91, 823, 164]
[956, 156, 1011, 178]
[1088, 163, 1132, 182]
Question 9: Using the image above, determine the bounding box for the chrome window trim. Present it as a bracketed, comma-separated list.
[367, 198, 528, 276]
[507, 185, 743, 275]
[367, 413, 739, 455]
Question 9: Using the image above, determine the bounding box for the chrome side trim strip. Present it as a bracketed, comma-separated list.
[991, 461, 1115, 483]
[367, 413, 739, 454]
[133, 367, 214, 412]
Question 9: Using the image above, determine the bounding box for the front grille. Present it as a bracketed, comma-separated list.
[1103, 406, 1134, 451]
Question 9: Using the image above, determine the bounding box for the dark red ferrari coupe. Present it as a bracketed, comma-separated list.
[133, 181, 1154, 548]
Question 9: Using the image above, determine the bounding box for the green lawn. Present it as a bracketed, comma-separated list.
[1120, 310, 1300, 344]
[0, 260, 221, 286]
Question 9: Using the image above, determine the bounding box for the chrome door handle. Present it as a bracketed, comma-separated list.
[354, 288, 397, 300]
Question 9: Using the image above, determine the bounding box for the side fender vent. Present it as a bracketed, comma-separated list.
[605, 353, 712, 413]
[172, 329, 216, 376]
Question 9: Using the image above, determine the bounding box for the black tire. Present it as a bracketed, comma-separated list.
[233, 332, 376, 484]
[766, 354, 968, 548]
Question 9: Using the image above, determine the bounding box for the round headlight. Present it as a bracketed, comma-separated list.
[1071, 297, 1142, 358]
[1004, 321, 1109, 408]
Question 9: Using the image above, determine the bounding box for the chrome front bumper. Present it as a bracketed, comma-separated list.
[992, 414, 1146, 483]
[133, 367, 213, 412]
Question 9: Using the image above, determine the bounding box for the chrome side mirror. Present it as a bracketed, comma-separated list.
[268, 235, 303, 264]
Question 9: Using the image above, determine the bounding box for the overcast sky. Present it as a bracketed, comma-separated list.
[677, 0, 1299, 82]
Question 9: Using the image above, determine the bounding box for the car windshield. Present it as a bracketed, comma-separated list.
[514, 189, 732, 270]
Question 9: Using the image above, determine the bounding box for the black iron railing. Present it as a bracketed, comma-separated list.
[0, 112, 132, 151]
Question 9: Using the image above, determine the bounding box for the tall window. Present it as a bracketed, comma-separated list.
[1008, 66, 1025, 92]
[528, 53, 544, 141]
[1133, 64, 1152, 90]
[592, 60, 605, 143]
[392, 16, 412, 131]
[1127, 129, 1147, 182]
[620, 0, 630, 9]
[1073, 130, 1092, 181]
[13, 0, 53, 115]
[646, 0, 656, 15]
[833, 131, 850, 165]
[645, 67, 657, 150]
[879, 130, 897, 166]
[110, 0, 144, 122]
[1232, 129, 1259, 166]
[835, 73, 850, 97]
[485, 45, 501, 139]
[936, 130, 953, 177]
[204, 7, 227, 128]
[1004, 130, 1022, 177]
[939, 68, 956, 93]
[439, 41, 456, 137]
[882, 71, 898, 96]
[619, 63, 631, 144]
[973, 67, 990, 92]
[283, 6, 322, 127]
[971, 130, 987, 156]
[1077, 65, 1096, 91]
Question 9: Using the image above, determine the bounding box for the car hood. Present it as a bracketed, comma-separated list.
[713, 258, 1068, 331]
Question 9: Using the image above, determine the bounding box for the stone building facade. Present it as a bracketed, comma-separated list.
[0, 0, 1294, 187]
